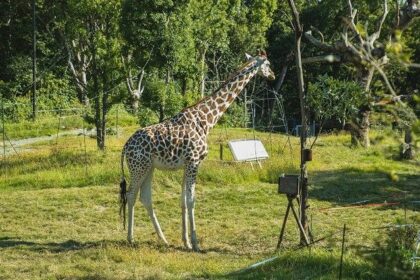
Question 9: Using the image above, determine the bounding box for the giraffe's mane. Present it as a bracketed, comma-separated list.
[224, 59, 256, 82]
[180, 59, 257, 113]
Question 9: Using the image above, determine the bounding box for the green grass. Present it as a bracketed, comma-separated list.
[0, 127, 419, 279]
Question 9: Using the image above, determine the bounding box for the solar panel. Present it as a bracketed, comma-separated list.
[228, 139, 269, 162]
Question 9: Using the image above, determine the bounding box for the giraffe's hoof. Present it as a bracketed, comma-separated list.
[192, 244, 201, 252]
[183, 237, 192, 250]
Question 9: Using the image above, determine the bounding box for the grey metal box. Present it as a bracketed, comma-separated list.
[278, 175, 300, 196]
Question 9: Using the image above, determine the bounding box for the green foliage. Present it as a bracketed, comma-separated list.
[218, 102, 248, 127]
[1, 0, 419, 150]
[0, 55, 32, 99]
[308, 75, 366, 123]
[121, 0, 196, 76]
[141, 75, 184, 121]
[137, 107, 159, 127]
[1, 73, 79, 122]
[369, 222, 420, 279]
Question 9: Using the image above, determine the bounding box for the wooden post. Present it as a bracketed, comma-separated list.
[116, 105, 119, 138]
[277, 198, 291, 249]
[287, 0, 309, 245]
[219, 143, 223, 160]
[1, 100, 5, 159]
[56, 113, 61, 145]
[32, 0, 37, 121]
[82, 110, 88, 177]
[339, 224, 347, 280]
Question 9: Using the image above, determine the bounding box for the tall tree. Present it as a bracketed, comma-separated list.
[121, 0, 197, 120]
[302, 0, 419, 147]
[59, 0, 124, 150]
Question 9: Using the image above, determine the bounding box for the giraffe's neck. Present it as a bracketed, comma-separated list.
[187, 60, 260, 132]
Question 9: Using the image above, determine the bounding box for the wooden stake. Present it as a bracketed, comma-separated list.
[339, 224, 347, 280]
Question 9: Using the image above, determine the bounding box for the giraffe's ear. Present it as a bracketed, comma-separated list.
[245, 53, 252, 60]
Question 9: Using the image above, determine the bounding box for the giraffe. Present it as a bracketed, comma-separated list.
[119, 52, 275, 251]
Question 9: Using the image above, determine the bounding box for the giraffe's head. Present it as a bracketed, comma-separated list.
[245, 51, 275, 81]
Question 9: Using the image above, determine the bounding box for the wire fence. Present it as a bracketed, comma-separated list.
[231, 218, 419, 279]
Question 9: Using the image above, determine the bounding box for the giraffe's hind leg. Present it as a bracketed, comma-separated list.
[140, 168, 169, 245]
[127, 161, 152, 244]
[127, 176, 142, 244]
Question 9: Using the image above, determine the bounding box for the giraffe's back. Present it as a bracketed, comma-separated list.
[124, 119, 208, 172]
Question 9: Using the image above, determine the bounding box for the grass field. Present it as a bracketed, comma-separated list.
[0, 126, 419, 279]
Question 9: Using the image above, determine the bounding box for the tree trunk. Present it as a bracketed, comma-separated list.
[93, 87, 104, 150]
[158, 105, 164, 123]
[400, 127, 415, 159]
[100, 76, 108, 151]
[131, 99, 139, 113]
[92, 70, 104, 149]
[89, 22, 104, 150]
[350, 68, 374, 148]
[350, 108, 371, 147]
[181, 77, 187, 96]
[200, 47, 207, 98]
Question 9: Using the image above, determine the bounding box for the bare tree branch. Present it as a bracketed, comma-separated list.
[369, 0, 389, 46]
[345, 0, 365, 45]
[373, 94, 412, 106]
[302, 55, 341, 64]
[304, 31, 336, 52]
[403, 62, 420, 68]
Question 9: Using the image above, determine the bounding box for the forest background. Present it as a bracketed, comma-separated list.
[0, 0, 419, 151]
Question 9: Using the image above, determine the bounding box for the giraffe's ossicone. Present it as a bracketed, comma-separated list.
[119, 52, 275, 251]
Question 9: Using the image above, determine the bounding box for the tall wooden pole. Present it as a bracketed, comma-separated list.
[287, 0, 309, 244]
[32, 0, 37, 120]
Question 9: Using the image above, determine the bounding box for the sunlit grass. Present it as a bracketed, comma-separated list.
[1, 104, 137, 140]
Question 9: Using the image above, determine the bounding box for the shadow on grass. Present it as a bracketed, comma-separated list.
[309, 168, 420, 210]
[0, 237, 127, 253]
[217, 251, 378, 280]
[0, 236, 237, 256]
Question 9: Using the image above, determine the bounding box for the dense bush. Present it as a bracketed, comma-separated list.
[1, 74, 80, 122]
[140, 76, 184, 122]
[307, 75, 366, 125]
[369, 221, 419, 279]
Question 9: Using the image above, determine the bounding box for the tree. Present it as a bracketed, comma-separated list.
[286, 0, 310, 245]
[121, 0, 197, 120]
[302, 0, 420, 147]
[308, 75, 366, 131]
[59, 0, 125, 150]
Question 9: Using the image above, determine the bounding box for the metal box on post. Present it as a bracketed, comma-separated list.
[278, 174, 300, 196]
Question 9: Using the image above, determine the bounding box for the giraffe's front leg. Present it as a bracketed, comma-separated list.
[181, 177, 192, 249]
[185, 162, 200, 252]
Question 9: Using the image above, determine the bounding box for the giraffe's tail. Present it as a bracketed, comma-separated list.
[119, 145, 127, 230]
